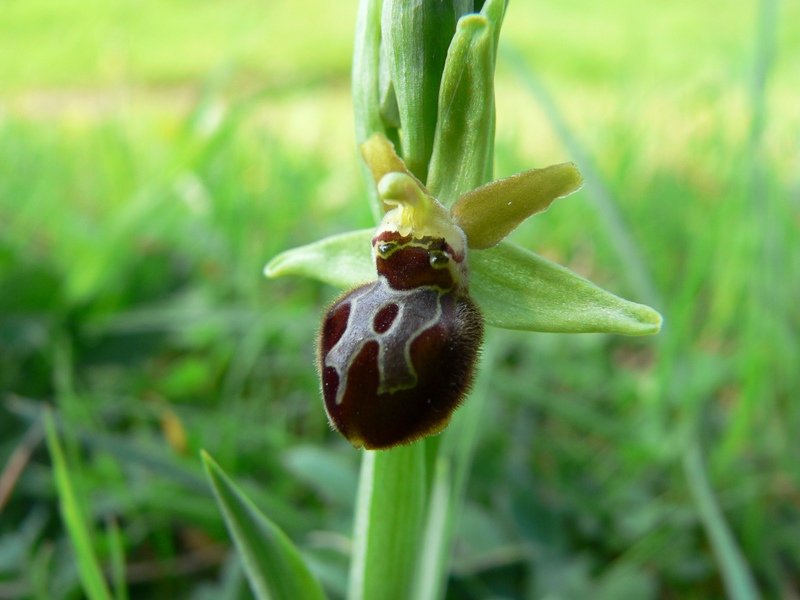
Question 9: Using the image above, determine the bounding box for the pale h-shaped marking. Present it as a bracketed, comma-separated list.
[324, 277, 443, 406]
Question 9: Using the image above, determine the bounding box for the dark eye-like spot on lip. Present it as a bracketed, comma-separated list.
[322, 366, 340, 406]
[320, 301, 351, 356]
[429, 250, 449, 267]
[373, 303, 400, 333]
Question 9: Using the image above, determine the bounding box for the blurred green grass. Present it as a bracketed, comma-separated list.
[1, 0, 799, 598]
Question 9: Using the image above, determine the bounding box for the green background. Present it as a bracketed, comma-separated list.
[1, 0, 798, 598]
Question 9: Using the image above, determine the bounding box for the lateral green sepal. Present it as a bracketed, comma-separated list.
[470, 241, 662, 335]
[264, 229, 375, 290]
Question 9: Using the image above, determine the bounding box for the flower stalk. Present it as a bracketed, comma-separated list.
[265, 0, 661, 597]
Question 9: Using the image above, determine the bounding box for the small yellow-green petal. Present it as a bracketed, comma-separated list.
[264, 229, 375, 290]
[470, 241, 662, 335]
[451, 162, 583, 249]
[360, 134, 428, 212]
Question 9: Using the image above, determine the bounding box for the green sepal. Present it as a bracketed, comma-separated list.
[264, 229, 375, 290]
[201, 451, 327, 600]
[451, 162, 584, 249]
[427, 13, 498, 205]
[470, 242, 662, 335]
[349, 446, 428, 600]
[265, 231, 661, 336]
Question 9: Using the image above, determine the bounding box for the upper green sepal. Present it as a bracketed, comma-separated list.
[265, 232, 662, 336]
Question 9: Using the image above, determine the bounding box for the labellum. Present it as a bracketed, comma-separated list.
[318, 172, 484, 450]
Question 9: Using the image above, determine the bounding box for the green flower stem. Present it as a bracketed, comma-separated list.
[348, 445, 428, 600]
[348, 2, 509, 598]
[411, 337, 499, 600]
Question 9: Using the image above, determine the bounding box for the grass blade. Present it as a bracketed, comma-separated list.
[410, 457, 452, 600]
[683, 440, 761, 600]
[105, 518, 129, 600]
[43, 410, 113, 600]
[410, 337, 498, 600]
[201, 451, 326, 600]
